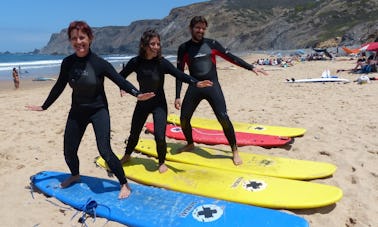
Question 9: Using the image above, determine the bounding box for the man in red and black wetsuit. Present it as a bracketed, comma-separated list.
[174, 16, 267, 165]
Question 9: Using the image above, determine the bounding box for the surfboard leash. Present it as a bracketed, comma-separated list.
[71, 198, 112, 227]
[70, 198, 98, 226]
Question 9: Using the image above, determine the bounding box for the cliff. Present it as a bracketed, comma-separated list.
[39, 0, 378, 55]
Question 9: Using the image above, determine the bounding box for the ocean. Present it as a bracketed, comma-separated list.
[0, 53, 177, 81]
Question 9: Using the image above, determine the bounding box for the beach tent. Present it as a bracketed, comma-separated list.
[313, 48, 333, 59]
[341, 46, 361, 55]
[295, 49, 305, 55]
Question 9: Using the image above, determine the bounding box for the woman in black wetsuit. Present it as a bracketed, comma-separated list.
[119, 29, 212, 173]
[25, 21, 155, 199]
[174, 16, 267, 165]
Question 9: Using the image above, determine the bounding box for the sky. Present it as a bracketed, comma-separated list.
[0, 0, 207, 53]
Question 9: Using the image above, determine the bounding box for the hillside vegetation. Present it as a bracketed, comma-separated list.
[40, 0, 378, 55]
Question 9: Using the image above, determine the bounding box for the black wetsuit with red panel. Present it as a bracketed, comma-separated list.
[175, 38, 254, 150]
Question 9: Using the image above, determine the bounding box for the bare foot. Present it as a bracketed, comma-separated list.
[158, 163, 168, 173]
[232, 150, 243, 166]
[118, 183, 131, 199]
[177, 143, 195, 153]
[60, 175, 80, 188]
[120, 154, 131, 165]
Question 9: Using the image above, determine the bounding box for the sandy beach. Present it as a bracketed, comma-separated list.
[0, 54, 377, 226]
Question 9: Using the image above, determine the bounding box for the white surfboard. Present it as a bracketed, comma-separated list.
[286, 77, 350, 83]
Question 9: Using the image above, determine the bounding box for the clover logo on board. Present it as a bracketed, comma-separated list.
[171, 127, 182, 133]
[247, 125, 266, 131]
[259, 159, 274, 166]
[192, 204, 223, 222]
[242, 179, 267, 192]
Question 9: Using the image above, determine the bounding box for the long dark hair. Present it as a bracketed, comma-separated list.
[139, 29, 162, 59]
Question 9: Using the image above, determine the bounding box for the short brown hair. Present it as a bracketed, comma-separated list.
[189, 16, 208, 28]
[67, 21, 93, 40]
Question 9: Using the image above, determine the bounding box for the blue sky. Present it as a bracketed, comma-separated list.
[0, 0, 207, 53]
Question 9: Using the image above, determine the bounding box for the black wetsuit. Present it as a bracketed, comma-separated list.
[176, 38, 254, 150]
[42, 50, 140, 185]
[120, 56, 198, 165]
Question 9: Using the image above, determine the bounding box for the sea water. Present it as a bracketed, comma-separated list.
[0, 53, 137, 81]
[0, 53, 62, 81]
[0, 53, 176, 81]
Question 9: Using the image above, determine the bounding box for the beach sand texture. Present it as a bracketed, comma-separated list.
[0, 54, 377, 226]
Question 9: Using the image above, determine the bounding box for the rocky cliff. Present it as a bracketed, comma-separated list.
[39, 0, 378, 55]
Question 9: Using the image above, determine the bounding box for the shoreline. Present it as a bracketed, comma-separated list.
[0, 77, 57, 92]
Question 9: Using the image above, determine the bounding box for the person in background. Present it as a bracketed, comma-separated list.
[337, 52, 377, 73]
[12, 68, 20, 89]
[119, 29, 213, 173]
[25, 21, 155, 199]
[174, 16, 267, 165]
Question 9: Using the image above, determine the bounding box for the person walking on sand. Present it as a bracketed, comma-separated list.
[119, 29, 212, 173]
[25, 21, 155, 199]
[174, 16, 268, 165]
[12, 68, 20, 89]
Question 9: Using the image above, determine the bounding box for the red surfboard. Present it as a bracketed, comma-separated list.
[145, 122, 292, 148]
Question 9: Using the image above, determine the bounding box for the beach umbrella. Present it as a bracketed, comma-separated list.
[360, 42, 378, 52]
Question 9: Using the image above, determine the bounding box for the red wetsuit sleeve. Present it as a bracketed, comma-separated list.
[210, 39, 254, 70]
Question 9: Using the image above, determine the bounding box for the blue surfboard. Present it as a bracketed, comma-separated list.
[31, 171, 308, 227]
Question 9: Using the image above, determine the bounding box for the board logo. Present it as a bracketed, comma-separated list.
[231, 177, 243, 188]
[242, 179, 267, 192]
[180, 201, 198, 217]
[253, 126, 266, 131]
[192, 204, 223, 222]
[171, 127, 182, 133]
[259, 159, 274, 166]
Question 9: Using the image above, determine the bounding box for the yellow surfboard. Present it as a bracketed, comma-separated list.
[135, 139, 336, 180]
[95, 156, 342, 209]
[167, 114, 306, 137]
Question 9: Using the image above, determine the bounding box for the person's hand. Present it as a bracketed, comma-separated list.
[196, 80, 213, 88]
[137, 92, 155, 101]
[120, 89, 127, 97]
[174, 98, 181, 110]
[25, 105, 43, 111]
[252, 67, 269, 76]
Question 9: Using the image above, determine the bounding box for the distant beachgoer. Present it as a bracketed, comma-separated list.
[12, 68, 20, 89]
[337, 52, 377, 73]
[174, 16, 268, 166]
[25, 21, 155, 199]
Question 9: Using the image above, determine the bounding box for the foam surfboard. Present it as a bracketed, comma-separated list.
[167, 114, 306, 137]
[145, 122, 292, 147]
[96, 157, 343, 209]
[135, 139, 336, 180]
[31, 171, 309, 227]
[286, 77, 350, 83]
